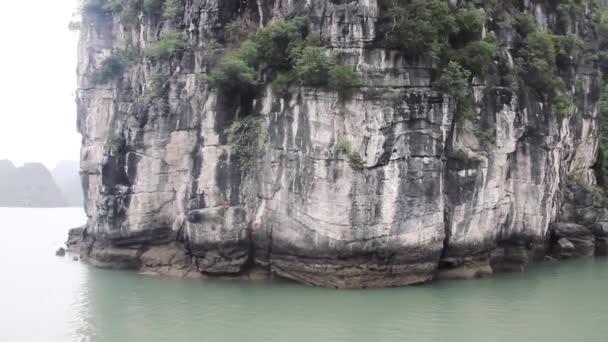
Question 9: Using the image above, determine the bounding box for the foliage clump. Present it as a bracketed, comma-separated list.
[434, 61, 471, 101]
[455, 34, 497, 75]
[381, 0, 457, 59]
[329, 65, 361, 96]
[227, 116, 266, 171]
[207, 53, 257, 91]
[516, 31, 562, 95]
[143, 77, 166, 104]
[556, 0, 586, 30]
[163, 0, 183, 19]
[335, 140, 353, 155]
[555, 95, 571, 119]
[209, 17, 361, 96]
[335, 139, 365, 171]
[146, 32, 184, 60]
[349, 153, 366, 171]
[434, 61, 475, 125]
[143, 0, 164, 15]
[552, 34, 584, 68]
[91, 50, 137, 84]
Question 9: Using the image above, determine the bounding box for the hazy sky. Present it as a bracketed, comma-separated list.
[0, 0, 80, 168]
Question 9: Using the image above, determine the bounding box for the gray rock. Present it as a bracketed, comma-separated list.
[554, 238, 577, 259]
[550, 223, 595, 258]
[67, 0, 607, 288]
[591, 222, 608, 256]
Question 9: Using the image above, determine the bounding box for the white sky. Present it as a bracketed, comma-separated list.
[0, 0, 81, 169]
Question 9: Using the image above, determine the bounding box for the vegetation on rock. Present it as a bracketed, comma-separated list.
[434, 61, 475, 125]
[227, 116, 266, 171]
[162, 0, 183, 19]
[208, 17, 361, 97]
[91, 50, 137, 84]
[146, 32, 184, 60]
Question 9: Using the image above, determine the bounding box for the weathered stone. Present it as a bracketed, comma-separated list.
[554, 238, 577, 259]
[186, 207, 250, 274]
[590, 222, 608, 256]
[550, 223, 595, 258]
[88, 242, 142, 269]
[437, 258, 493, 281]
[66, 0, 607, 288]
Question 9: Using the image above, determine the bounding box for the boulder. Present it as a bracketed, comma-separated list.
[590, 222, 608, 256]
[549, 223, 595, 259]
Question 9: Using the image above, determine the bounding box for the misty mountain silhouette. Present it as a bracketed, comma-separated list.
[0, 159, 83, 208]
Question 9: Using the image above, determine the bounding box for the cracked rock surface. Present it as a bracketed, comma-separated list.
[68, 0, 608, 288]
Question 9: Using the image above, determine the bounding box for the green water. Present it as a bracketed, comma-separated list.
[1, 208, 607, 342]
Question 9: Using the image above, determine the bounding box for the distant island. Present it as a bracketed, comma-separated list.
[0, 159, 83, 208]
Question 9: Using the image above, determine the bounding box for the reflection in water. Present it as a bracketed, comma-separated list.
[1, 208, 608, 342]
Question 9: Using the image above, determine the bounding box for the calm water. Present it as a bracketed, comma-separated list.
[1, 207, 607, 342]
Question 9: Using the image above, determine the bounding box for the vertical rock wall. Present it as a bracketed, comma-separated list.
[68, 0, 607, 288]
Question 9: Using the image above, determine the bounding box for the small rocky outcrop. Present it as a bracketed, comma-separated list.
[591, 221, 608, 256]
[549, 223, 595, 259]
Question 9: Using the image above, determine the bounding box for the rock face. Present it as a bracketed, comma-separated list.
[0, 160, 68, 208]
[69, 0, 608, 288]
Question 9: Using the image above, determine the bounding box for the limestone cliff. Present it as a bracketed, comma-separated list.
[68, 0, 608, 288]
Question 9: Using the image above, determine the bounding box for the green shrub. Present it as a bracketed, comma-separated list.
[348, 153, 366, 171]
[210, 17, 361, 95]
[382, 0, 457, 59]
[515, 12, 537, 37]
[249, 17, 306, 69]
[335, 140, 353, 155]
[480, 125, 496, 149]
[225, 18, 257, 47]
[90, 50, 137, 84]
[329, 65, 361, 94]
[144, 77, 166, 104]
[207, 53, 257, 91]
[596, 10, 608, 47]
[455, 6, 485, 36]
[557, 0, 585, 29]
[227, 116, 266, 171]
[555, 95, 571, 119]
[456, 34, 497, 75]
[434, 62, 476, 125]
[120, 0, 141, 24]
[270, 71, 297, 93]
[146, 32, 184, 59]
[553, 34, 584, 67]
[434, 61, 471, 101]
[517, 31, 561, 94]
[143, 0, 164, 14]
[295, 47, 333, 86]
[163, 0, 183, 19]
